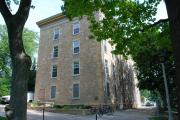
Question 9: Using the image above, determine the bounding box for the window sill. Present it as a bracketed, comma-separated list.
[53, 39, 60, 42]
[72, 74, 80, 77]
[73, 53, 80, 55]
[73, 33, 80, 36]
[72, 97, 80, 100]
[51, 57, 59, 60]
[51, 77, 57, 80]
[50, 98, 56, 100]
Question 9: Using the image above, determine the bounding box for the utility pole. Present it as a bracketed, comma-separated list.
[161, 63, 173, 120]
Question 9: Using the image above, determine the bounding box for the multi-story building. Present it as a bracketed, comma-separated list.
[35, 13, 140, 108]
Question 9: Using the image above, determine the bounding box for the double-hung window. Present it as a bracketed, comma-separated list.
[73, 40, 80, 54]
[73, 84, 80, 99]
[53, 46, 58, 58]
[51, 86, 56, 99]
[106, 82, 110, 97]
[73, 22, 80, 35]
[105, 60, 109, 78]
[51, 65, 57, 78]
[104, 40, 107, 53]
[73, 61, 80, 75]
[53, 29, 60, 40]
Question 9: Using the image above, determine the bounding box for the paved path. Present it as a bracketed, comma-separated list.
[0, 105, 152, 120]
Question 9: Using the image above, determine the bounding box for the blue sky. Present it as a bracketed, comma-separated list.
[0, 0, 63, 32]
[0, 0, 167, 32]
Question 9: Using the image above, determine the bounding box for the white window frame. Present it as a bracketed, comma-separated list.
[50, 86, 56, 99]
[53, 28, 60, 40]
[72, 40, 80, 54]
[72, 22, 80, 35]
[72, 61, 80, 76]
[72, 83, 80, 99]
[51, 65, 57, 78]
[52, 46, 58, 58]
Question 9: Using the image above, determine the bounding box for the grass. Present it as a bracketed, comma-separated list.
[0, 116, 6, 120]
[149, 116, 168, 120]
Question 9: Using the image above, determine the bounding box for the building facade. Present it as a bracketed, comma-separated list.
[35, 13, 140, 108]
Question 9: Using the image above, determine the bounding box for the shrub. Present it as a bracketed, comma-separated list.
[149, 116, 168, 120]
[53, 104, 91, 109]
[0, 116, 7, 120]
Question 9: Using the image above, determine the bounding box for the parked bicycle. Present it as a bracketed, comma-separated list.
[90, 104, 114, 116]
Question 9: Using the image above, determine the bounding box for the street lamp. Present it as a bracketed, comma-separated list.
[160, 52, 173, 120]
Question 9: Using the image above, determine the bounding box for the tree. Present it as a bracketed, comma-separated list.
[0, 25, 38, 96]
[129, 22, 177, 109]
[62, 0, 180, 117]
[0, 25, 10, 96]
[0, 0, 32, 119]
[28, 59, 36, 92]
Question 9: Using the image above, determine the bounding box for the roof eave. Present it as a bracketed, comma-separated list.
[36, 13, 66, 27]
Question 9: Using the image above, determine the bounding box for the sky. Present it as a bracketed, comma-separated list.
[0, 0, 168, 32]
[0, 0, 63, 32]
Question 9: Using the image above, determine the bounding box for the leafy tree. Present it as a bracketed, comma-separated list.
[0, 25, 10, 96]
[134, 30, 177, 109]
[0, 25, 38, 96]
[62, 0, 180, 117]
[28, 59, 36, 92]
[0, 0, 33, 118]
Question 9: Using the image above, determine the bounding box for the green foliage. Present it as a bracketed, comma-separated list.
[0, 24, 38, 96]
[149, 116, 167, 120]
[141, 90, 162, 105]
[28, 59, 36, 92]
[0, 116, 7, 120]
[62, 0, 161, 57]
[23, 28, 38, 58]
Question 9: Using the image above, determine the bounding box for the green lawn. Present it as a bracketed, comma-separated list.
[149, 116, 168, 120]
[0, 116, 6, 120]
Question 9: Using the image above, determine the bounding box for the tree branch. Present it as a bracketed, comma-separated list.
[0, 0, 12, 22]
[149, 18, 169, 28]
[141, 18, 169, 32]
[15, 0, 32, 25]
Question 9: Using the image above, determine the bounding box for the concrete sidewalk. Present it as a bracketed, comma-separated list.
[0, 105, 152, 120]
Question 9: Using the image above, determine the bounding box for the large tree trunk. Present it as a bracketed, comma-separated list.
[5, 22, 32, 120]
[164, 0, 180, 118]
[8, 50, 31, 120]
[0, 0, 32, 120]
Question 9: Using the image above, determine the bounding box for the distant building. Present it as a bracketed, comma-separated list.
[35, 13, 141, 108]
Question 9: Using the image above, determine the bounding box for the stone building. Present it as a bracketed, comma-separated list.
[35, 13, 140, 108]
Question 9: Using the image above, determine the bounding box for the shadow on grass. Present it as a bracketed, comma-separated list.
[0, 116, 6, 120]
[149, 116, 168, 120]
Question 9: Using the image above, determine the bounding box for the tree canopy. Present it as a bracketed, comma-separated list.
[0, 24, 38, 96]
[62, 0, 167, 57]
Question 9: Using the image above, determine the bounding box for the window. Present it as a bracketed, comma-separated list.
[73, 84, 80, 98]
[105, 60, 109, 78]
[73, 61, 80, 75]
[51, 65, 57, 78]
[104, 40, 107, 52]
[113, 65, 115, 79]
[112, 54, 116, 60]
[114, 85, 117, 97]
[53, 46, 58, 58]
[73, 40, 80, 54]
[73, 22, 80, 35]
[106, 82, 110, 97]
[51, 86, 56, 98]
[53, 29, 60, 40]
